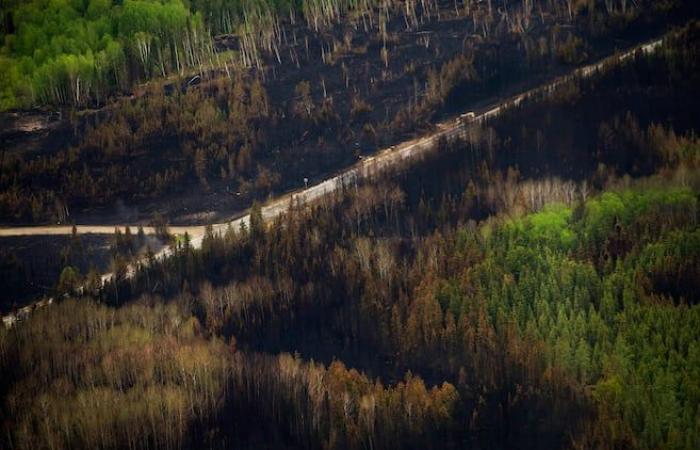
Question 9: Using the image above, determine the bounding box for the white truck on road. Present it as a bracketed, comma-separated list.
[460, 111, 476, 122]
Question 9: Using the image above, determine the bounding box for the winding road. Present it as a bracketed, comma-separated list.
[0, 37, 664, 287]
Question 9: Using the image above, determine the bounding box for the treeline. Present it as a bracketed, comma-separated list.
[101, 154, 700, 449]
[5, 174, 698, 448]
[192, 0, 688, 64]
[0, 299, 232, 450]
[0, 297, 460, 450]
[229, 352, 459, 449]
[93, 164, 700, 449]
[0, 0, 213, 110]
[2, 0, 695, 110]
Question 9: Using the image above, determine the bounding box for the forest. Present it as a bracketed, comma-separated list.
[4, 15, 700, 305]
[2, 175, 698, 448]
[2, 0, 699, 225]
[0, 0, 212, 110]
[1, 18, 700, 450]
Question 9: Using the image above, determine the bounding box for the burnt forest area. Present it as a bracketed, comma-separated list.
[1, 1, 697, 227]
[2, 2, 700, 450]
[86, 21, 700, 450]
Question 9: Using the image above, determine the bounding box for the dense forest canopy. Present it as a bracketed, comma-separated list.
[1, 2, 700, 450]
[0, 0, 213, 109]
[3, 178, 699, 448]
[3, 22, 700, 449]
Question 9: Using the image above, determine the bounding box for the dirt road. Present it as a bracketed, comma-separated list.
[0, 37, 664, 285]
[0, 225, 205, 237]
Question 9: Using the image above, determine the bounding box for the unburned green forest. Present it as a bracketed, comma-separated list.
[2, 20, 700, 450]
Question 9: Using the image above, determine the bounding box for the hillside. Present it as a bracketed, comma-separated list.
[1, 4, 700, 450]
[2, 18, 700, 450]
[2, 0, 698, 227]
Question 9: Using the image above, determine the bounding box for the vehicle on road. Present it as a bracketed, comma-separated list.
[460, 111, 476, 123]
